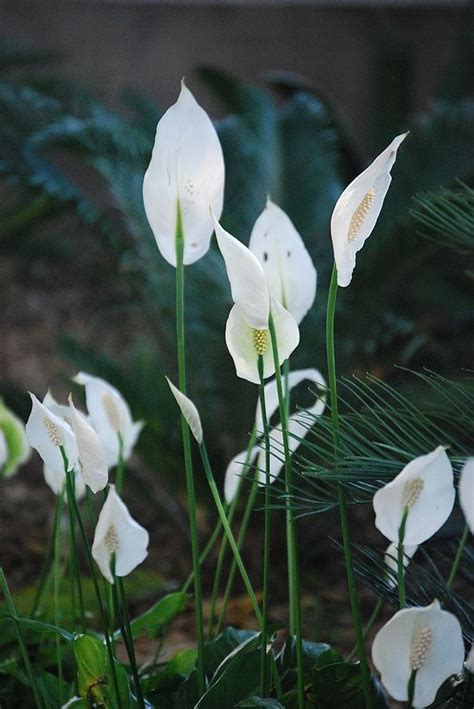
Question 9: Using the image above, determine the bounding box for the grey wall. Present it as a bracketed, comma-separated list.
[0, 1, 466, 150]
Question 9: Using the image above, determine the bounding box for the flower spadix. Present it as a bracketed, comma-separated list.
[459, 458, 474, 534]
[143, 81, 225, 266]
[26, 394, 78, 475]
[74, 372, 143, 468]
[0, 400, 30, 477]
[92, 485, 149, 584]
[213, 215, 299, 383]
[372, 600, 464, 707]
[68, 396, 108, 493]
[249, 200, 317, 324]
[166, 378, 203, 445]
[373, 446, 455, 545]
[331, 132, 407, 287]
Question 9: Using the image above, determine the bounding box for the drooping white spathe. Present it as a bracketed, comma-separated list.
[384, 542, 418, 589]
[373, 446, 455, 545]
[331, 133, 407, 288]
[74, 372, 143, 468]
[68, 396, 108, 493]
[223, 368, 326, 502]
[92, 485, 149, 584]
[372, 600, 464, 707]
[166, 378, 203, 445]
[26, 394, 78, 475]
[213, 215, 300, 383]
[43, 464, 86, 501]
[249, 200, 317, 324]
[143, 81, 225, 267]
[459, 458, 474, 534]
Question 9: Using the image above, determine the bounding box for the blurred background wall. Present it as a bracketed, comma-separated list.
[0, 0, 469, 151]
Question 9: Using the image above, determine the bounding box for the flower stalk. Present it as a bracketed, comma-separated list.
[53, 488, 65, 705]
[397, 508, 409, 608]
[447, 523, 469, 589]
[258, 354, 271, 697]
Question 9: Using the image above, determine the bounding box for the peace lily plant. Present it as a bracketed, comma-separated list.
[2, 80, 472, 709]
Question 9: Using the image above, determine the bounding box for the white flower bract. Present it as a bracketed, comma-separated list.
[68, 396, 108, 493]
[26, 394, 78, 476]
[143, 81, 225, 267]
[384, 541, 418, 589]
[43, 464, 86, 501]
[224, 446, 259, 505]
[166, 378, 203, 445]
[459, 457, 474, 534]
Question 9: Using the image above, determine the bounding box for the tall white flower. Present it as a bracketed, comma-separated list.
[74, 373, 143, 468]
[384, 542, 418, 589]
[166, 378, 203, 445]
[249, 200, 317, 324]
[372, 600, 464, 707]
[92, 485, 149, 584]
[373, 446, 455, 545]
[68, 396, 108, 494]
[26, 394, 78, 476]
[143, 81, 225, 267]
[459, 458, 474, 534]
[213, 215, 299, 383]
[0, 400, 31, 478]
[331, 133, 407, 287]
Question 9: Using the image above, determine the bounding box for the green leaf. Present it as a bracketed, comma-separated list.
[310, 650, 388, 709]
[121, 592, 189, 641]
[0, 614, 74, 642]
[196, 647, 262, 708]
[237, 697, 285, 708]
[142, 649, 197, 695]
[74, 634, 110, 705]
[203, 626, 259, 679]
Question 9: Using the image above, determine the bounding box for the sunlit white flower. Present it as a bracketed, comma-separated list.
[43, 464, 86, 501]
[143, 81, 225, 267]
[331, 133, 407, 287]
[26, 394, 78, 475]
[68, 396, 108, 493]
[92, 485, 149, 584]
[166, 378, 203, 445]
[249, 200, 317, 324]
[372, 600, 464, 707]
[373, 446, 455, 545]
[43, 390, 78, 422]
[224, 446, 259, 505]
[459, 458, 474, 534]
[213, 216, 299, 383]
[74, 372, 143, 468]
[0, 400, 31, 477]
[384, 542, 418, 589]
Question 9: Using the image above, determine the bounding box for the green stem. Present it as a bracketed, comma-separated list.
[447, 523, 469, 590]
[268, 314, 304, 709]
[65, 480, 86, 632]
[347, 597, 384, 662]
[30, 525, 55, 617]
[117, 577, 146, 709]
[0, 568, 45, 709]
[182, 517, 223, 594]
[53, 489, 65, 706]
[397, 509, 409, 609]
[175, 205, 205, 694]
[258, 355, 271, 697]
[407, 669, 417, 708]
[325, 263, 372, 709]
[116, 433, 125, 494]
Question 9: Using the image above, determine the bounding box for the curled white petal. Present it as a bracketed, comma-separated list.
[372, 600, 464, 706]
[249, 200, 317, 324]
[213, 214, 270, 329]
[166, 378, 203, 445]
[225, 300, 299, 384]
[26, 394, 78, 475]
[68, 396, 108, 493]
[373, 446, 455, 545]
[331, 133, 407, 287]
[459, 457, 474, 534]
[224, 446, 259, 504]
[384, 542, 418, 589]
[92, 485, 149, 584]
[43, 464, 86, 501]
[143, 81, 225, 267]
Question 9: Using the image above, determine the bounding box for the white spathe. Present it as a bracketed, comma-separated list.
[249, 200, 317, 324]
[26, 394, 78, 476]
[213, 214, 270, 329]
[225, 299, 299, 384]
[331, 133, 407, 287]
[68, 396, 108, 494]
[373, 446, 455, 545]
[143, 81, 225, 267]
[372, 600, 465, 707]
[43, 464, 86, 501]
[384, 542, 418, 589]
[74, 372, 143, 468]
[92, 485, 149, 584]
[224, 446, 259, 505]
[166, 378, 203, 445]
[465, 643, 474, 673]
[459, 457, 474, 534]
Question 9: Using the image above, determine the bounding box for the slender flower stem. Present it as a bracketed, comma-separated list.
[175, 205, 205, 694]
[407, 669, 417, 708]
[447, 523, 469, 590]
[116, 433, 125, 494]
[347, 597, 384, 662]
[182, 517, 223, 594]
[397, 509, 409, 609]
[117, 577, 146, 709]
[53, 489, 65, 705]
[0, 568, 44, 709]
[30, 531, 55, 617]
[65, 480, 86, 632]
[258, 355, 271, 697]
[326, 263, 372, 709]
[268, 314, 304, 709]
